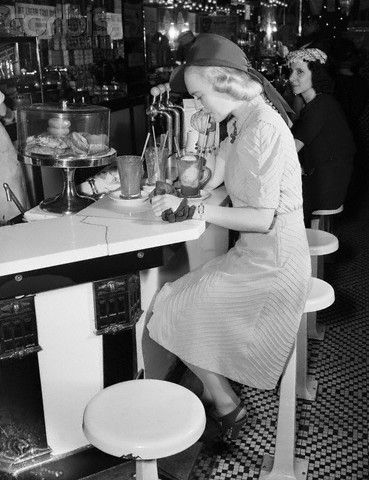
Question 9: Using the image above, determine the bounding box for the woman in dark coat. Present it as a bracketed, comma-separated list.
[287, 48, 355, 225]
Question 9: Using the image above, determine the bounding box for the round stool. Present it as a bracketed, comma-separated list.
[260, 277, 334, 480]
[306, 228, 339, 340]
[83, 379, 206, 480]
[306, 228, 339, 262]
[311, 205, 343, 232]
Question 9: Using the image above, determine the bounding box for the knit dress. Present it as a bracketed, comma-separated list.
[147, 97, 311, 390]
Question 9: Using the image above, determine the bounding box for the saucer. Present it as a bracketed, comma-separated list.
[142, 184, 156, 195]
[183, 190, 211, 202]
[108, 191, 147, 205]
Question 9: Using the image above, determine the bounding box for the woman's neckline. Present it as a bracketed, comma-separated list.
[232, 94, 265, 121]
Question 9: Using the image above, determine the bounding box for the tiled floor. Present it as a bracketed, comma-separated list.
[191, 204, 369, 479]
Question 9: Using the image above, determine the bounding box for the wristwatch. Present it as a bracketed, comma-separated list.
[197, 202, 205, 220]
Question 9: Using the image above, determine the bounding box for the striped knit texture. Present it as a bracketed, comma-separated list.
[148, 98, 311, 390]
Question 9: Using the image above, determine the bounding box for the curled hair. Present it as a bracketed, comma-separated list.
[188, 65, 263, 101]
[307, 61, 334, 94]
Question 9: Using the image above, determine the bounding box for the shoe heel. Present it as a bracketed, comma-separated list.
[229, 421, 243, 440]
[216, 403, 247, 441]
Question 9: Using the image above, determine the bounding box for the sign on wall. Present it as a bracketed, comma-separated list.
[0, 5, 15, 35]
[15, 3, 56, 38]
[106, 12, 123, 40]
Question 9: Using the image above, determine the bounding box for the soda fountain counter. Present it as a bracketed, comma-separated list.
[0, 186, 229, 479]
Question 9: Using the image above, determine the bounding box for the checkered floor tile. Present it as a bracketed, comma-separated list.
[191, 206, 369, 480]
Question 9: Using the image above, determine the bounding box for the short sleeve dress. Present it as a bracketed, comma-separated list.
[147, 96, 311, 390]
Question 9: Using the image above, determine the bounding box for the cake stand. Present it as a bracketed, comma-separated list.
[19, 148, 117, 215]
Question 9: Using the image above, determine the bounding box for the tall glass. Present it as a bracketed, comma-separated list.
[144, 146, 168, 185]
[116, 155, 143, 199]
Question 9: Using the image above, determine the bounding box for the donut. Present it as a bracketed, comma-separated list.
[89, 143, 108, 154]
[69, 132, 89, 155]
[28, 145, 58, 156]
[37, 134, 65, 149]
[80, 132, 92, 143]
[48, 117, 71, 129]
[48, 126, 70, 137]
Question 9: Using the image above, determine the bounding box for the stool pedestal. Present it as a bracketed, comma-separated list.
[311, 205, 343, 233]
[307, 312, 326, 340]
[137, 459, 159, 480]
[296, 313, 318, 401]
[259, 278, 334, 480]
[306, 228, 339, 341]
[259, 344, 309, 480]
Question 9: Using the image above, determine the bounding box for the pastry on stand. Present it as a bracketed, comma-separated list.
[17, 101, 116, 215]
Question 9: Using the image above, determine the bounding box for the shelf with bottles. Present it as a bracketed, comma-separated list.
[0, 36, 44, 104]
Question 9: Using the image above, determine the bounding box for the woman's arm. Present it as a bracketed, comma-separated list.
[151, 194, 275, 233]
[205, 153, 225, 190]
[192, 203, 275, 232]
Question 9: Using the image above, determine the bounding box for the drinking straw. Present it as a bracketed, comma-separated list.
[160, 133, 165, 147]
[159, 131, 169, 159]
[174, 137, 181, 158]
[151, 125, 159, 163]
[140, 132, 151, 160]
[198, 114, 210, 156]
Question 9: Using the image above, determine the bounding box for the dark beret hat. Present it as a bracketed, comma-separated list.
[170, 33, 294, 124]
[170, 33, 251, 93]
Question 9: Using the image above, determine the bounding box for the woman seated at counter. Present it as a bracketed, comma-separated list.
[147, 34, 311, 440]
[287, 48, 355, 226]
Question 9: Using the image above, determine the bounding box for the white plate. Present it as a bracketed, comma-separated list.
[108, 190, 148, 206]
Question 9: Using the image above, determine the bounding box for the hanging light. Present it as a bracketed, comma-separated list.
[168, 22, 179, 43]
[339, 0, 354, 15]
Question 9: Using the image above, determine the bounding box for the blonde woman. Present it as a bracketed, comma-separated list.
[148, 34, 311, 440]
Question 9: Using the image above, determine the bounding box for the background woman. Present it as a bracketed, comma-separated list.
[287, 48, 355, 225]
[147, 34, 311, 440]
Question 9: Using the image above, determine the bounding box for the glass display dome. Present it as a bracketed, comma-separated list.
[16, 101, 116, 214]
[17, 101, 112, 167]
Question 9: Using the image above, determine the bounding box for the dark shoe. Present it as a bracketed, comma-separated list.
[212, 402, 247, 440]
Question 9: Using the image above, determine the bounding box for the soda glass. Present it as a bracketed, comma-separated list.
[177, 154, 211, 197]
[116, 155, 143, 199]
[144, 147, 168, 185]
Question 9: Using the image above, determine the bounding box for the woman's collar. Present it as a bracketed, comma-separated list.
[232, 94, 264, 121]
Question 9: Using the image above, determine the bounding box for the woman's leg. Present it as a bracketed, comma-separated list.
[183, 360, 246, 420]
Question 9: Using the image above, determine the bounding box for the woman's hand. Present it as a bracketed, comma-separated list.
[151, 194, 182, 218]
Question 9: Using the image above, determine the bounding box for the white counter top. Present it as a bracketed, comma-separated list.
[0, 187, 228, 277]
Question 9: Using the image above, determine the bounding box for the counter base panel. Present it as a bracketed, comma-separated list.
[0, 247, 163, 300]
[0, 354, 49, 473]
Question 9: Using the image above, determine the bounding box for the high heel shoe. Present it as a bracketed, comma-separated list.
[213, 402, 248, 440]
[196, 384, 214, 409]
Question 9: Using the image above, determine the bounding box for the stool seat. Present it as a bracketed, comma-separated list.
[312, 205, 343, 216]
[304, 277, 334, 313]
[83, 379, 206, 460]
[306, 228, 339, 256]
